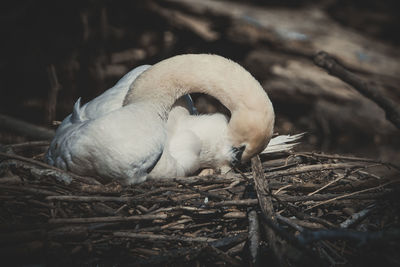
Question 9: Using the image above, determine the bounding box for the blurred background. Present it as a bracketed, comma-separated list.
[1, 0, 399, 160]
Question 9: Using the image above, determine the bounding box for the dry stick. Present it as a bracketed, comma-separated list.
[174, 179, 227, 200]
[0, 114, 55, 140]
[204, 245, 242, 266]
[210, 199, 258, 207]
[307, 172, 350, 196]
[136, 233, 247, 265]
[340, 204, 375, 229]
[276, 214, 304, 232]
[49, 214, 169, 224]
[46, 195, 135, 203]
[305, 180, 398, 211]
[313, 51, 400, 130]
[147, 174, 242, 185]
[265, 162, 365, 179]
[227, 241, 246, 256]
[0, 152, 100, 185]
[298, 152, 400, 171]
[251, 155, 286, 266]
[248, 210, 260, 266]
[283, 191, 389, 202]
[0, 185, 60, 196]
[4, 141, 50, 150]
[208, 190, 387, 208]
[134, 246, 204, 265]
[113, 232, 217, 243]
[285, 203, 338, 229]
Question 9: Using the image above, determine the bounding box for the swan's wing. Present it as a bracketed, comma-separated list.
[79, 65, 151, 121]
[261, 133, 305, 154]
[56, 65, 151, 131]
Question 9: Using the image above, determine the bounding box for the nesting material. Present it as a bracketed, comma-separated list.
[0, 142, 399, 266]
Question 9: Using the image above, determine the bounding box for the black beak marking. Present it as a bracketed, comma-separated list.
[231, 145, 246, 166]
[146, 151, 163, 174]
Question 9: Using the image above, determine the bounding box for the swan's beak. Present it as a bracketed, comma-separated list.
[230, 145, 246, 167]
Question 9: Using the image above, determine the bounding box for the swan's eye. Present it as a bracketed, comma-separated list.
[230, 145, 246, 166]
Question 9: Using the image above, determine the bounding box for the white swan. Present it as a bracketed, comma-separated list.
[46, 54, 281, 184]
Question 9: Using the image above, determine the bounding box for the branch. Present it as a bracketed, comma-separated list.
[0, 114, 55, 140]
[248, 210, 260, 266]
[313, 51, 400, 129]
[251, 155, 287, 266]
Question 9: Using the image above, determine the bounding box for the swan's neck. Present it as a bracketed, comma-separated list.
[123, 54, 275, 159]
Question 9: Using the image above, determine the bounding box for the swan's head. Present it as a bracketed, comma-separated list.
[228, 99, 275, 164]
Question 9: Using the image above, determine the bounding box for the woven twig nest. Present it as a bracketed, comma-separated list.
[0, 141, 399, 266]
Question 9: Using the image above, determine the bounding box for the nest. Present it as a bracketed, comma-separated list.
[0, 141, 399, 266]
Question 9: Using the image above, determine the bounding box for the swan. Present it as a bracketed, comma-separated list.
[46, 54, 286, 184]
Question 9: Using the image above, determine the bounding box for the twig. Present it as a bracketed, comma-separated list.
[208, 232, 248, 249]
[203, 245, 242, 266]
[305, 180, 398, 210]
[113, 232, 217, 243]
[314, 51, 400, 129]
[251, 155, 286, 266]
[0, 185, 61, 196]
[276, 214, 304, 232]
[279, 192, 389, 202]
[4, 141, 50, 150]
[340, 204, 375, 229]
[209, 199, 258, 207]
[299, 152, 400, 171]
[259, 212, 324, 266]
[174, 180, 227, 200]
[307, 172, 349, 196]
[285, 204, 338, 229]
[265, 162, 366, 179]
[135, 246, 204, 265]
[46, 195, 136, 203]
[49, 214, 169, 224]
[0, 114, 55, 140]
[0, 152, 100, 185]
[248, 210, 260, 266]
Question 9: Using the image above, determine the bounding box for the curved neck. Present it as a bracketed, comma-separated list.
[123, 54, 274, 155]
[124, 54, 269, 116]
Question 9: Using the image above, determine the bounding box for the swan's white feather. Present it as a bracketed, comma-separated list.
[261, 133, 305, 154]
[46, 55, 277, 184]
[46, 65, 166, 184]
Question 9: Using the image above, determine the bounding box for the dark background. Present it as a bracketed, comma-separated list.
[1, 0, 399, 160]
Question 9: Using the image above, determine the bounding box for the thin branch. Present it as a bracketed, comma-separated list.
[0, 114, 55, 140]
[251, 155, 286, 266]
[265, 162, 366, 179]
[113, 232, 217, 243]
[314, 51, 400, 129]
[49, 214, 169, 224]
[248, 210, 260, 266]
[305, 180, 398, 210]
[0, 152, 100, 185]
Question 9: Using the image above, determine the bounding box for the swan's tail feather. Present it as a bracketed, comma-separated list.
[71, 98, 84, 123]
[261, 133, 305, 154]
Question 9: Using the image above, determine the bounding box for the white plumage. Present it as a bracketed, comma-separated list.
[46, 54, 300, 184]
